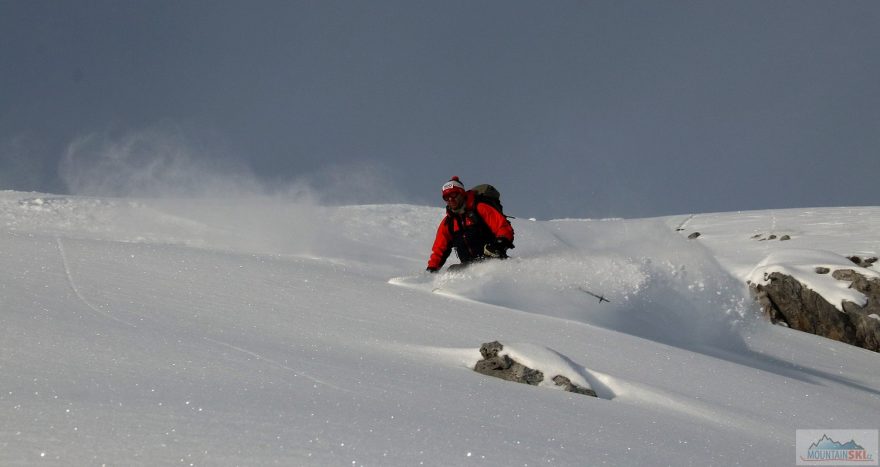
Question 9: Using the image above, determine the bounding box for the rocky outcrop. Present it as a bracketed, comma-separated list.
[474, 341, 544, 385]
[750, 269, 880, 352]
[835, 269, 880, 352]
[473, 341, 597, 397]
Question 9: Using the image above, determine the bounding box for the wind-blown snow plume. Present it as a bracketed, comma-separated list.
[56, 125, 408, 205]
[59, 126, 269, 198]
[55, 126, 330, 255]
[299, 159, 408, 206]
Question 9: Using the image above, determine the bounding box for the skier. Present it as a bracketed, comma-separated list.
[426, 176, 514, 272]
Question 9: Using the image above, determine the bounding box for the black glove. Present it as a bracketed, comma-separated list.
[426, 267, 439, 273]
[483, 237, 513, 258]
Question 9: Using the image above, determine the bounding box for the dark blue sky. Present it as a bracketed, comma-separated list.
[2, 1, 878, 219]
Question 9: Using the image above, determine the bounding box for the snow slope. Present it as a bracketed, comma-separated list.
[1, 191, 878, 466]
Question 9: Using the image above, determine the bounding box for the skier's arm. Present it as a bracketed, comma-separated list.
[427, 218, 453, 271]
[476, 203, 514, 243]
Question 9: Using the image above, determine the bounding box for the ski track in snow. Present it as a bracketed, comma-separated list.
[674, 213, 697, 231]
[55, 236, 138, 329]
[201, 337, 352, 393]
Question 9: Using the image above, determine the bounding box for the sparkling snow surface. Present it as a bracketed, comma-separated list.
[1, 191, 878, 466]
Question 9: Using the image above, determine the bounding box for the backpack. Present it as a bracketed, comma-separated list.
[470, 184, 509, 218]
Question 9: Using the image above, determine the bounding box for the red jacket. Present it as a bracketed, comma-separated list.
[428, 191, 514, 270]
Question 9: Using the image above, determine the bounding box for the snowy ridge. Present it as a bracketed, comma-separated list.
[1, 191, 878, 466]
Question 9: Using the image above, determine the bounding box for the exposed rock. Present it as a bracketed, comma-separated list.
[779, 235, 791, 241]
[848, 256, 878, 268]
[687, 232, 701, 240]
[836, 270, 880, 352]
[750, 271, 880, 352]
[552, 375, 597, 397]
[474, 341, 543, 385]
[474, 341, 597, 397]
[815, 267, 830, 274]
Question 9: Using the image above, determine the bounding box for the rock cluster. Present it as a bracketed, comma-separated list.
[751, 270, 880, 352]
[473, 341, 597, 397]
[750, 233, 792, 241]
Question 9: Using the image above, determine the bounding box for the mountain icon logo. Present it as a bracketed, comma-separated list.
[808, 434, 865, 451]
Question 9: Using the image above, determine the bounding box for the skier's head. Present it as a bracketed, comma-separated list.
[441, 176, 465, 200]
[442, 176, 466, 211]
